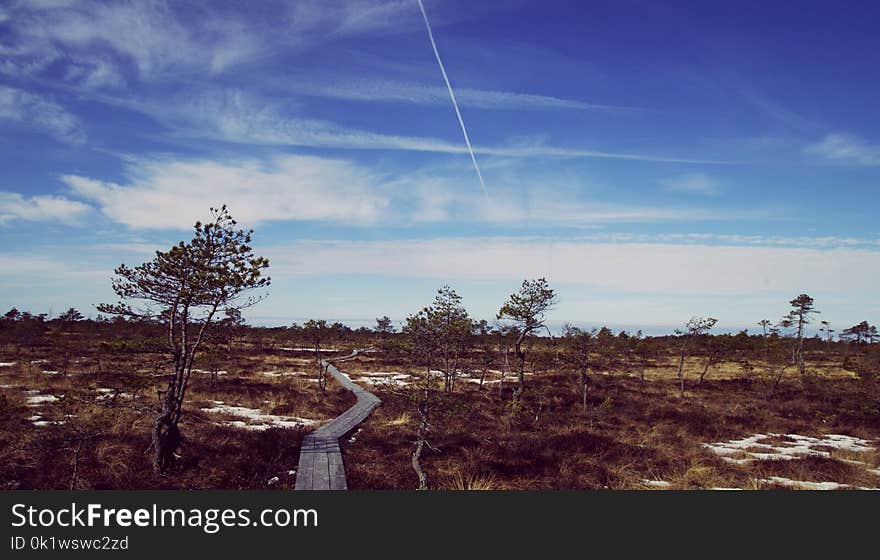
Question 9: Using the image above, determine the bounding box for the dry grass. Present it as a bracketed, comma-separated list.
[344, 368, 880, 490]
[2, 328, 877, 490]
[0, 336, 355, 490]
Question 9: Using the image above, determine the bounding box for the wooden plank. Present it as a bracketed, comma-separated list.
[293, 349, 381, 490]
[294, 437, 316, 490]
[328, 450, 347, 490]
[312, 450, 331, 490]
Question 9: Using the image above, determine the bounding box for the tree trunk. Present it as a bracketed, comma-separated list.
[152, 391, 181, 473]
[676, 353, 687, 398]
[513, 342, 526, 402]
[581, 372, 588, 414]
[412, 394, 429, 490]
[698, 357, 713, 384]
[412, 436, 427, 490]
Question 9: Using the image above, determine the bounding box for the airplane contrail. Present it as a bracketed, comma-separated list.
[416, 0, 488, 198]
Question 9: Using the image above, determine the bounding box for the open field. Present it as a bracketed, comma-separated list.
[1, 320, 878, 490]
[0, 328, 355, 490]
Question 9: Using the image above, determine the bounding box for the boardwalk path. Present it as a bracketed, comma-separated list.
[294, 350, 381, 490]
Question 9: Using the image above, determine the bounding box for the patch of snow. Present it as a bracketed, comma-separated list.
[261, 370, 309, 378]
[704, 433, 875, 464]
[641, 479, 671, 488]
[30, 359, 49, 364]
[355, 374, 411, 387]
[0, 384, 13, 389]
[281, 347, 339, 353]
[267, 477, 279, 486]
[867, 468, 880, 477]
[759, 477, 849, 491]
[202, 401, 318, 431]
[287, 470, 296, 476]
[42, 370, 60, 375]
[711, 487, 744, 491]
[0, 362, 16, 367]
[25, 392, 59, 406]
[191, 369, 227, 375]
[94, 388, 133, 400]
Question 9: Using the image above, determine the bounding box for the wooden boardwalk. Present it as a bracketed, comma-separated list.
[294, 350, 381, 490]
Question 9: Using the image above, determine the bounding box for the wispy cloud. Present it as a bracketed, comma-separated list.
[806, 133, 880, 167]
[740, 88, 817, 132]
[1, 1, 432, 88]
[286, 78, 633, 112]
[661, 172, 723, 196]
[0, 192, 91, 225]
[103, 89, 724, 163]
[0, 86, 85, 143]
[60, 154, 390, 229]
[290, 0, 421, 37]
[54, 151, 743, 230]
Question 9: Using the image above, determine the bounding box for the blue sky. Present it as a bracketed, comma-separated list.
[1, 0, 879, 334]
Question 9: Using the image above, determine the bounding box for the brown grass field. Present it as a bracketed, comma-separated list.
[1, 325, 878, 490]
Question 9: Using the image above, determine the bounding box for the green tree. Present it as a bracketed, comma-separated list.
[674, 316, 717, 398]
[98, 205, 270, 473]
[57, 308, 84, 333]
[785, 294, 819, 378]
[400, 287, 471, 488]
[405, 286, 472, 393]
[562, 325, 595, 414]
[303, 319, 335, 393]
[374, 315, 396, 352]
[497, 278, 557, 401]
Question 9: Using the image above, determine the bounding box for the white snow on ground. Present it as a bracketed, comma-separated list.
[0, 362, 16, 367]
[353, 370, 530, 388]
[202, 401, 318, 431]
[42, 370, 60, 375]
[355, 372, 412, 387]
[30, 359, 49, 364]
[759, 477, 849, 491]
[28, 414, 64, 427]
[641, 479, 671, 488]
[711, 488, 744, 491]
[191, 369, 227, 375]
[704, 433, 875, 463]
[24, 391, 60, 406]
[704, 432, 880, 490]
[260, 370, 309, 378]
[0, 384, 12, 389]
[280, 347, 340, 353]
[95, 388, 133, 400]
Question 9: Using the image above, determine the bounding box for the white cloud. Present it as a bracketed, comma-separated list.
[0, 86, 85, 143]
[661, 172, 722, 196]
[55, 151, 748, 230]
[108, 89, 724, 163]
[290, 0, 421, 37]
[2, 1, 428, 87]
[60, 154, 390, 229]
[0, 192, 90, 225]
[268, 237, 880, 297]
[286, 78, 633, 111]
[806, 133, 880, 167]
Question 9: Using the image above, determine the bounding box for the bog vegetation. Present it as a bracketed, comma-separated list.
[1, 208, 879, 490]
